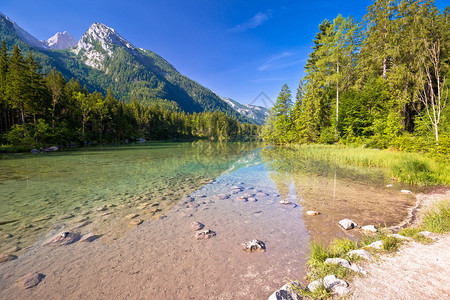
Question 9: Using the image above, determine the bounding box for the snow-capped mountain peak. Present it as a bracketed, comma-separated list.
[72, 23, 135, 70]
[42, 31, 77, 49]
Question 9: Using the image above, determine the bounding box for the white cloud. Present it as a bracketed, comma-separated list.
[229, 10, 273, 33]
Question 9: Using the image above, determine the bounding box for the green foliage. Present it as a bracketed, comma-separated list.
[381, 235, 400, 251]
[390, 157, 435, 185]
[0, 42, 260, 148]
[261, 1, 449, 153]
[422, 199, 450, 234]
[329, 238, 358, 257]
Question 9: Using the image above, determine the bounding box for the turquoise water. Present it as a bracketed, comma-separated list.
[0, 142, 261, 252]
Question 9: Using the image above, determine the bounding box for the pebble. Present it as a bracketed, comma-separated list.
[237, 196, 247, 202]
[58, 214, 74, 220]
[96, 205, 107, 212]
[306, 211, 320, 216]
[248, 197, 257, 202]
[15, 273, 45, 289]
[401, 190, 412, 194]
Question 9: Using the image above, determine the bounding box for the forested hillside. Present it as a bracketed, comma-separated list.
[0, 13, 250, 121]
[0, 42, 259, 150]
[263, 0, 449, 155]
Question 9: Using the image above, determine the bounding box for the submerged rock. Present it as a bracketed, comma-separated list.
[279, 200, 292, 205]
[16, 272, 45, 289]
[338, 219, 358, 230]
[362, 225, 377, 232]
[306, 211, 320, 216]
[256, 192, 268, 197]
[80, 233, 102, 243]
[125, 214, 139, 220]
[242, 239, 266, 253]
[130, 219, 143, 226]
[248, 197, 257, 202]
[43, 231, 80, 246]
[191, 221, 205, 231]
[268, 281, 303, 300]
[0, 254, 17, 263]
[195, 229, 216, 240]
[237, 196, 248, 202]
[214, 194, 229, 200]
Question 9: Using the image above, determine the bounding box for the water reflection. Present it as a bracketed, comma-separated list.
[261, 147, 418, 244]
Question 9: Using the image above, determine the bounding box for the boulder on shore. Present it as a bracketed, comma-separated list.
[347, 249, 373, 261]
[338, 219, 358, 230]
[362, 225, 377, 232]
[268, 281, 303, 300]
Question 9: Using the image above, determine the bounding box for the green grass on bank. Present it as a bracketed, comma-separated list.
[400, 198, 450, 238]
[290, 144, 450, 186]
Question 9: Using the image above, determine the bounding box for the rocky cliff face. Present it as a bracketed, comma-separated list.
[72, 23, 138, 70]
[220, 96, 270, 125]
[42, 31, 77, 49]
[0, 11, 46, 49]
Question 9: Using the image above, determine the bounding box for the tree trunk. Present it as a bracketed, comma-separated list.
[335, 60, 339, 139]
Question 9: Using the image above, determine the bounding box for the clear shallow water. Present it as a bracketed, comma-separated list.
[0, 142, 261, 252]
[0, 143, 419, 299]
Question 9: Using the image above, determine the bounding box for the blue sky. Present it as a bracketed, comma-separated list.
[1, 0, 447, 107]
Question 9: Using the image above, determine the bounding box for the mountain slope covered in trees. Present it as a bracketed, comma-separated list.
[0, 12, 251, 121]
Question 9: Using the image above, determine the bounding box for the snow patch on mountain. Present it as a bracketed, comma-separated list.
[42, 31, 77, 49]
[0, 11, 47, 49]
[72, 23, 136, 70]
[219, 96, 270, 125]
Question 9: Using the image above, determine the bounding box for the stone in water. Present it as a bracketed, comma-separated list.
[242, 239, 266, 253]
[306, 211, 320, 216]
[195, 229, 216, 240]
[191, 221, 205, 231]
[338, 219, 358, 230]
[16, 272, 45, 289]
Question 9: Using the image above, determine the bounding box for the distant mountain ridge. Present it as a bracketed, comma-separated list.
[219, 96, 269, 125]
[41, 31, 77, 49]
[0, 12, 259, 123]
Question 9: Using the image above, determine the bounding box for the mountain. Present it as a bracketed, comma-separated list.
[0, 11, 46, 49]
[42, 31, 77, 49]
[220, 96, 269, 125]
[0, 13, 255, 122]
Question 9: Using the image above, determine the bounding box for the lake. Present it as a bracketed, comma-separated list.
[0, 142, 418, 299]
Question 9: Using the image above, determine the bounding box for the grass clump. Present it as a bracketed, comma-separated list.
[422, 199, 450, 233]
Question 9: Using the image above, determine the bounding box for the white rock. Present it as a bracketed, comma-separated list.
[323, 275, 348, 290]
[306, 211, 320, 216]
[307, 279, 323, 292]
[324, 258, 366, 274]
[386, 184, 393, 187]
[366, 240, 383, 249]
[347, 249, 373, 261]
[338, 219, 358, 230]
[418, 231, 439, 240]
[401, 190, 412, 194]
[362, 225, 378, 232]
[389, 234, 411, 240]
[268, 281, 303, 300]
[332, 285, 350, 296]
